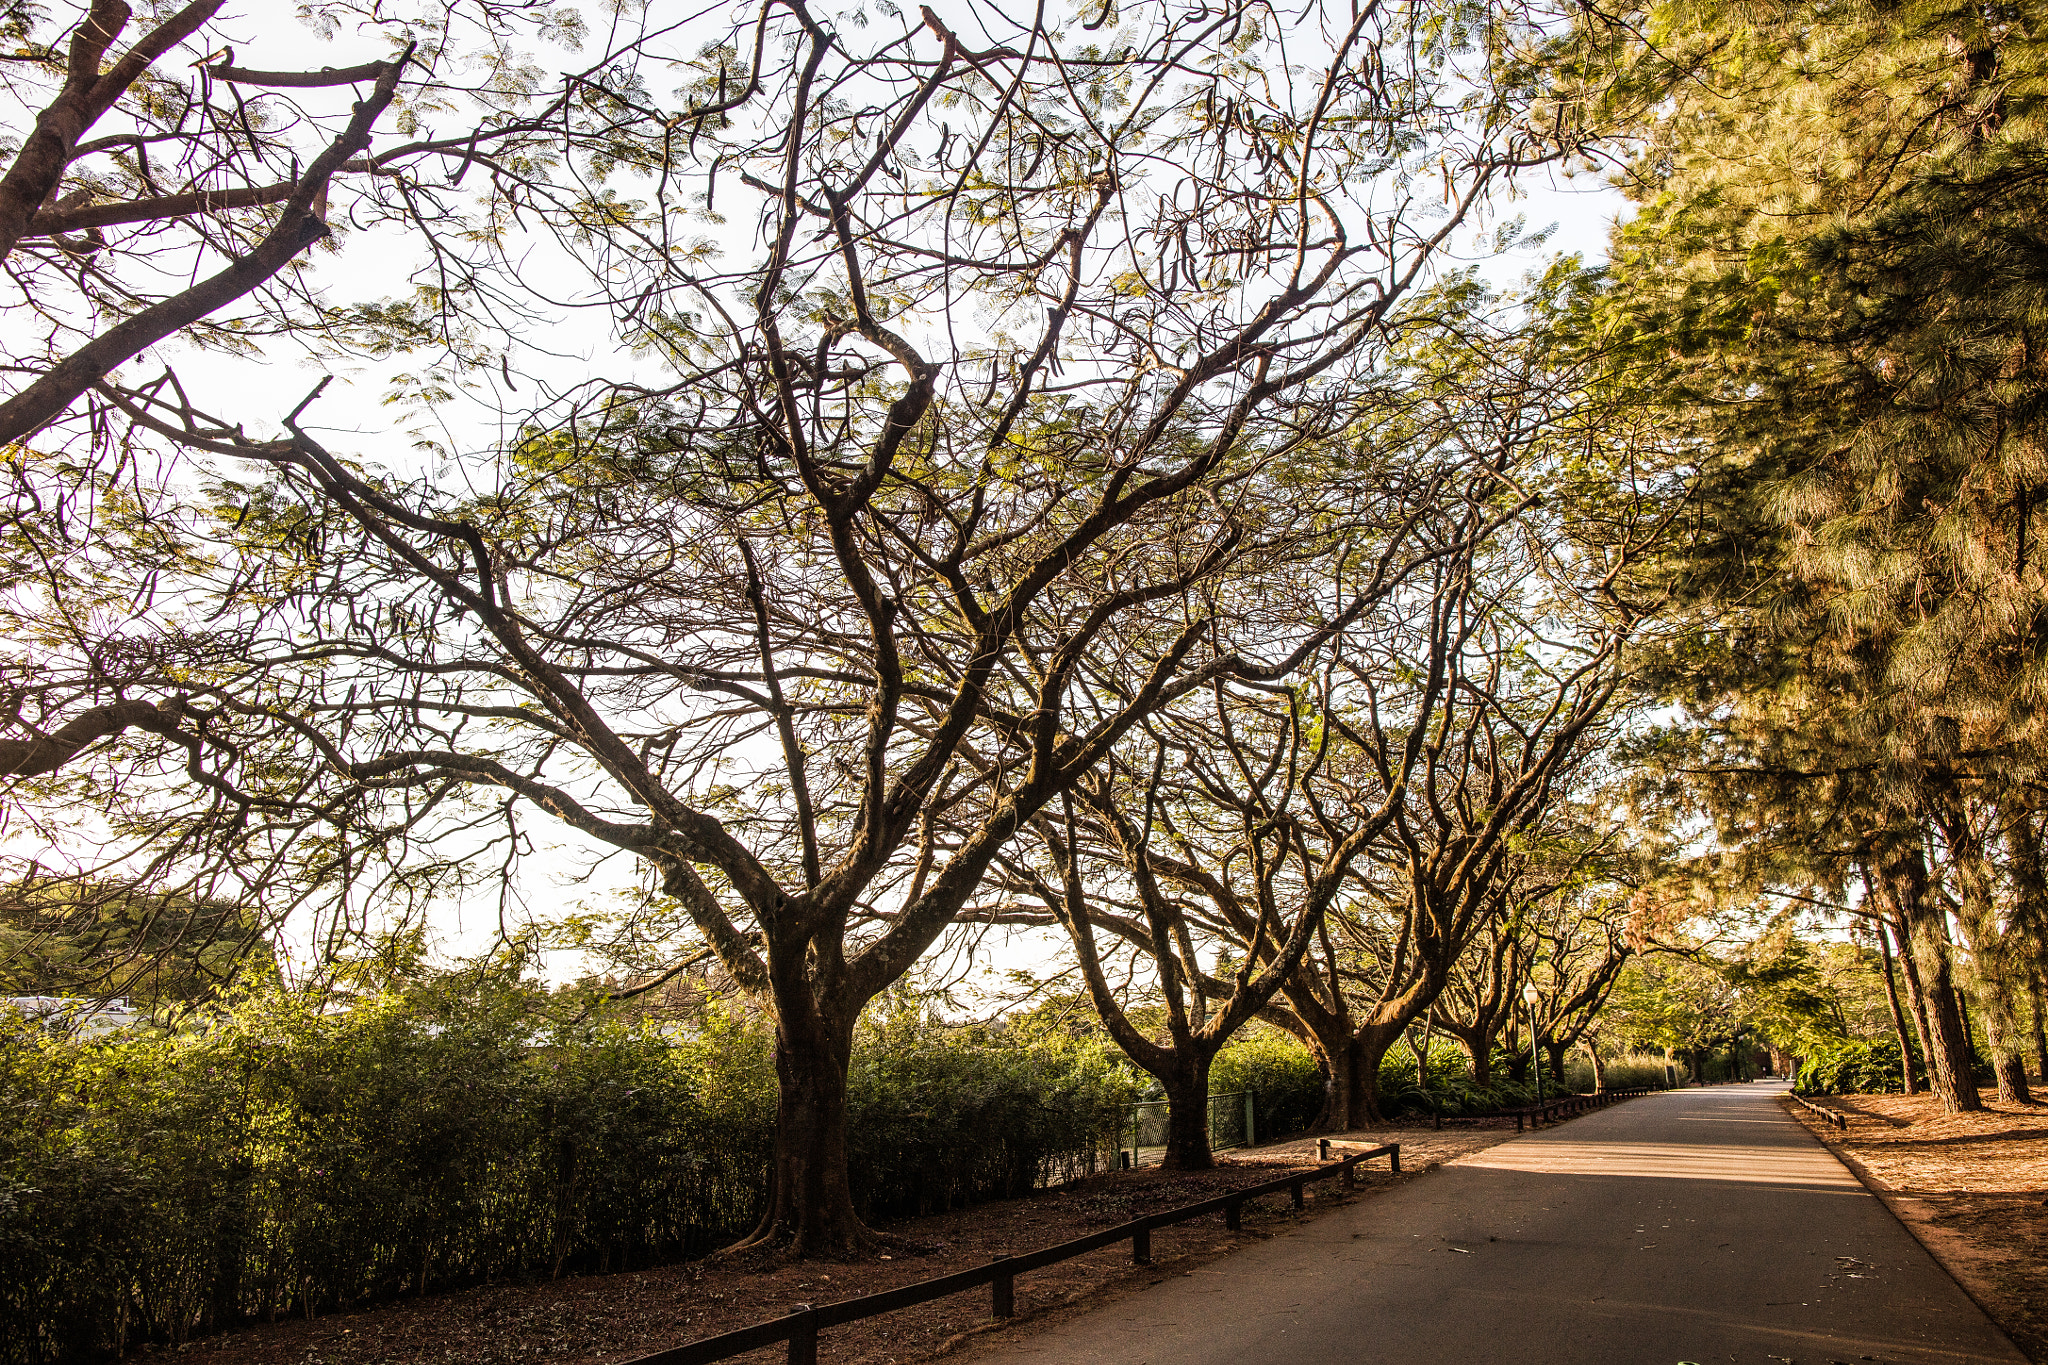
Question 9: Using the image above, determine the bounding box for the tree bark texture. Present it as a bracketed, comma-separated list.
[2031, 973, 2048, 1083]
[1873, 918, 1920, 1094]
[1159, 1053, 1217, 1171]
[751, 1000, 867, 1255]
[1942, 829, 2032, 1103]
[1887, 913, 1937, 1083]
[1878, 847, 1982, 1112]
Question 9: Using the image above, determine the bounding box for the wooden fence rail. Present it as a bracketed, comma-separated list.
[1785, 1090, 1849, 1129]
[616, 1144, 1402, 1365]
[1498, 1087, 1655, 1132]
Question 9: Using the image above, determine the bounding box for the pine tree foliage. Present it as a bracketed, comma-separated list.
[1594, 0, 2048, 1105]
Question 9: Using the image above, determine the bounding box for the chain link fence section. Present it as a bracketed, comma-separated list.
[1124, 1091, 1255, 1166]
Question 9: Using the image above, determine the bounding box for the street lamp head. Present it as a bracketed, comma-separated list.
[1521, 983, 1539, 1004]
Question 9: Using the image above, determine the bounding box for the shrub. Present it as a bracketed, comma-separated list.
[848, 1008, 1137, 1218]
[0, 975, 1139, 1364]
[1561, 1053, 1673, 1094]
[1796, 1038, 1906, 1095]
[1376, 1041, 1542, 1117]
[1210, 1030, 1323, 1140]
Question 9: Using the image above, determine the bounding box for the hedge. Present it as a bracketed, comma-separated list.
[0, 975, 1136, 1364]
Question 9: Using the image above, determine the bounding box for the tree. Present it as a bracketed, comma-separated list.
[0, 876, 271, 1008]
[1523, 870, 1636, 1087]
[1601, 947, 1741, 1082]
[1261, 514, 1633, 1124]
[0, 1, 693, 453]
[4, 0, 1614, 1252]
[1006, 499, 1470, 1167]
[1588, 0, 2048, 1106]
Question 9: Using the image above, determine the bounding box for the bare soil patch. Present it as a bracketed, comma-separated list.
[142, 1121, 1527, 1365]
[1784, 1090, 2048, 1363]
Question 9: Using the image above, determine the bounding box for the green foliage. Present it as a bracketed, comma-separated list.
[849, 996, 1140, 1216]
[1563, 1053, 1676, 1093]
[1796, 1038, 1907, 1095]
[1210, 1029, 1325, 1139]
[0, 880, 272, 1010]
[1600, 952, 1742, 1054]
[0, 969, 1137, 1364]
[1377, 1041, 1542, 1117]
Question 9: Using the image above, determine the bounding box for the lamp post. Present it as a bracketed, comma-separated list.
[1522, 982, 1543, 1105]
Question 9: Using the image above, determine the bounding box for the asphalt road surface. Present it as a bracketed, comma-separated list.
[969, 1082, 2027, 1365]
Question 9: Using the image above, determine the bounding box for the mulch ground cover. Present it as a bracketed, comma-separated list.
[140, 1122, 1526, 1365]
[1785, 1089, 2048, 1363]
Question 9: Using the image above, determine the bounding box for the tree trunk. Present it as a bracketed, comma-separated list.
[1545, 1040, 1569, 1089]
[1881, 848, 1981, 1112]
[1873, 923, 1919, 1094]
[1341, 1022, 1404, 1126]
[1297, 1010, 1353, 1133]
[1887, 913, 1936, 1084]
[1436, 1018, 1492, 1089]
[1945, 833, 2032, 1102]
[1504, 1030, 1530, 1086]
[1159, 1052, 1217, 1170]
[1458, 1031, 1489, 1087]
[744, 997, 870, 1255]
[1587, 1040, 1607, 1093]
[2032, 973, 2048, 1083]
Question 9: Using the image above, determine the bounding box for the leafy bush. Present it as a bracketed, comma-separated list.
[1561, 1053, 1674, 1093]
[1374, 1042, 1545, 1117]
[1210, 1029, 1324, 1139]
[849, 1003, 1138, 1217]
[0, 972, 1138, 1364]
[1796, 1038, 1906, 1095]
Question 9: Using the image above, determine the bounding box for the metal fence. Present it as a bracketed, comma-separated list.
[619, 1143, 1401, 1365]
[1126, 1091, 1254, 1163]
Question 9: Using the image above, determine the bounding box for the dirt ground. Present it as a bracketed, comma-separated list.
[1784, 1091, 2048, 1364]
[143, 1118, 1540, 1365]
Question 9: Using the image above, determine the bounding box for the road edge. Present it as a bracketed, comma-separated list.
[1778, 1096, 2037, 1365]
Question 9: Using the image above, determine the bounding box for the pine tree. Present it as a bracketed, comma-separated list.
[1590, 0, 2048, 1104]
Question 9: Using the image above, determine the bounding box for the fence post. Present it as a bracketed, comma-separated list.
[1225, 1197, 1242, 1231]
[787, 1306, 818, 1365]
[991, 1255, 1014, 1319]
[1245, 1091, 1255, 1147]
[1132, 1222, 1152, 1265]
[1290, 1178, 1305, 1210]
[1390, 1145, 1400, 1175]
[1341, 1156, 1355, 1190]
[1317, 1137, 1330, 1162]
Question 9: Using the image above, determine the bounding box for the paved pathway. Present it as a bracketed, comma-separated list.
[968, 1083, 2027, 1365]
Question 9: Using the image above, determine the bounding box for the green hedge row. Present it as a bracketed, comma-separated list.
[0, 975, 1137, 1364]
[1795, 1038, 1906, 1094]
[1210, 1031, 1326, 1138]
[1210, 1032, 1655, 1128]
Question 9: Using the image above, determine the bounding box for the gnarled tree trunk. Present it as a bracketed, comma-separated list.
[736, 965, 870, 1256]
[1158, 1052, 1217, 1171]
